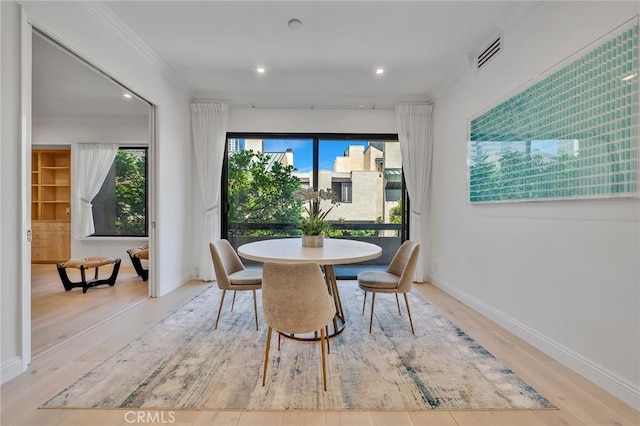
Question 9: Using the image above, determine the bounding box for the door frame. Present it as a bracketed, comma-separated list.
[19, 9, 158, 369]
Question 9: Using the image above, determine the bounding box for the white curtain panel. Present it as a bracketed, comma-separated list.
[190, 103, 229, 281]
[73, 143, 118, 238]
[395, 104, 434, 282]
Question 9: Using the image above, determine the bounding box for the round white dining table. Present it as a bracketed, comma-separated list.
[238, 237, 382, 339]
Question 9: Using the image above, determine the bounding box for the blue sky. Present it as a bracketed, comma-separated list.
[262, 139, 369, 172]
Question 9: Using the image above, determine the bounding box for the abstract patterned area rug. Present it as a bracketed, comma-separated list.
[43, 283, 555, 411]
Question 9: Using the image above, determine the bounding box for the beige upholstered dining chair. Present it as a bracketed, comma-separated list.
[357, 240, 420, 334]
[209, 240, 262, 330]
[261, 262, 335, 391]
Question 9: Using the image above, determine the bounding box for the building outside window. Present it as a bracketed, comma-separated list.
[332, 180, 352, 203]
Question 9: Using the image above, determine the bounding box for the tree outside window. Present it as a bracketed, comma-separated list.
[227, 150, 303, 235]
[92, 148, 147, 236]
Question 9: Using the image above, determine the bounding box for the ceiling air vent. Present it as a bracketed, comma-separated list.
[476, 35, 502, 70]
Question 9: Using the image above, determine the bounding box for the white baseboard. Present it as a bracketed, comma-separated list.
[1, 356, 25, 385]
[429, 274, 640, 411]
[155, 273, 196, 297]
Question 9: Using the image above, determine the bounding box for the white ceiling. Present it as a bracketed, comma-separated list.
[32, 32, 149, 118]
[34, 1, 533, 114]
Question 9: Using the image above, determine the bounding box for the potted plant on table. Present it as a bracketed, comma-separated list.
[294, 187, 337, 247]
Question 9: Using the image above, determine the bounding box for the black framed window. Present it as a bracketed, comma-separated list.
[92, 147, 148, 237]
[222, 133, 408, 277]
[332, 180, 353, 203]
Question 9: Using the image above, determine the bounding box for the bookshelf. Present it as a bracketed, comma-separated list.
[32, 149, 71, 263]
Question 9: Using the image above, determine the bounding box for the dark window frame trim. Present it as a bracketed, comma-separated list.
[90, 146, 149, 238]
[223, 132, 408, 240]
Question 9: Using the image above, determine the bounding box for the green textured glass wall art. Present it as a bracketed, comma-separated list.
[468, 22, 639, 203]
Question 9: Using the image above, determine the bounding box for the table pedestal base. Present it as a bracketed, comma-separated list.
[279, 265, 345, 341]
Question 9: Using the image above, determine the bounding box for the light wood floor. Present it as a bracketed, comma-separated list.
[1, 272, 638, 425]
[31, 263, 149, 357]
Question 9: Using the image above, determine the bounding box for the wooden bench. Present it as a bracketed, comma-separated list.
[57, 256, 121, 293]
[127, 245, 149, 281]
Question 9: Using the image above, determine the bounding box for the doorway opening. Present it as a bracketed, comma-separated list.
[29, 29, 155, 357]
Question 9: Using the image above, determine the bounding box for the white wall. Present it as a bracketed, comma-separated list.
[430, 2, 640, 408]
[1, 0, 193, 383]
[33, 115, 148, 144]
[227, 107, 396, 134]
[1, 0, 25, 383]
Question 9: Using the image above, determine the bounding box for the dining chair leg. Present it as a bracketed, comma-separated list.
[362, 291, 367, 315]
[403, 293, 415, 335]
[262, 326, 272, 386]
[277, 332, 281, 351]
[214, 289, 227, 330]
[252, 289, 259, 330]
[320, 327, 328, 391]
[231, 290, 237, 311]
[369, 292, 376, 333]
[395, 293, 402, 315]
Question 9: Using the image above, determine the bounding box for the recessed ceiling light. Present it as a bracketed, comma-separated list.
[256, 67, 265, 74]
[288, 18, 303, 30]
[123, 93, 132, 98]
[375, 68, 385, 75]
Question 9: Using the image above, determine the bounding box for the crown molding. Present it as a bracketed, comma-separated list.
[192, 92, 431, 110]
[79, 1, 187, 92]
[33, 113, 148, 122]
